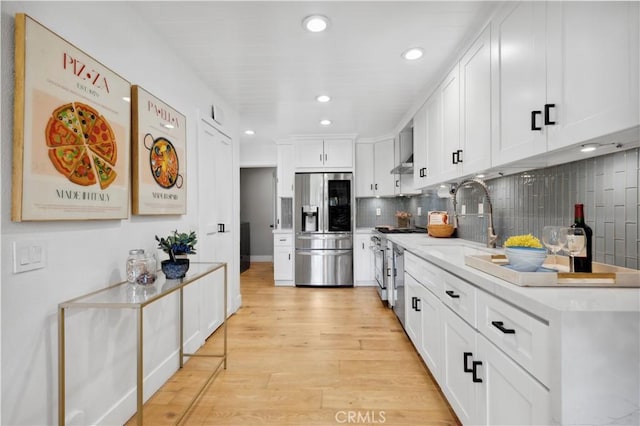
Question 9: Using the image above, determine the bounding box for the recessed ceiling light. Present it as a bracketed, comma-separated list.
[580, 143, 598, 152]
[316, 95, 331, 103]
[244, 130, 255, 135]
[402, 47, 424, 61]
[303, 15, 330, 33]
[320, 119, 332, 126]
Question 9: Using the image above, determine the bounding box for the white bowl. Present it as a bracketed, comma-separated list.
[505, 247, 548, 272]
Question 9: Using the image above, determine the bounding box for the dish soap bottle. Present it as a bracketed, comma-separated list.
[571, 203, 593, 272]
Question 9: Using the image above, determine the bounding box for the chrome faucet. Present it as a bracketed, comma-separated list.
[451, 177, 498, 248]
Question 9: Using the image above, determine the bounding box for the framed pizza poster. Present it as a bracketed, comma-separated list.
[131, 85, 187, 215]
[12, 14, 131, 221]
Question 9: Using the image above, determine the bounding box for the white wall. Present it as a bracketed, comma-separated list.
[0, 2, 240, 425]
[239, 138, 277, 167]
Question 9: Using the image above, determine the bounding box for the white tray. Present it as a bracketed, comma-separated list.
[464, 254, 640, 287]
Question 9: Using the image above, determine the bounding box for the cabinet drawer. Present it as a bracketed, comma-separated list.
[477, 290, 550, 386]
[441, 270, 477, 328]
[405, 251, 442, 295]
[274, 233, 293, 246]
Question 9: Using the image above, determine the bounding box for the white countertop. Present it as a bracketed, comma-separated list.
[383, 233, 640, 319]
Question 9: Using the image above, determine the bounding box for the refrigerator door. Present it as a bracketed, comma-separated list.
[295, 249, 353, 286]
[324, 173, 352, 233]
[295, 173, 324, 233]
[295, 233, 353, 250]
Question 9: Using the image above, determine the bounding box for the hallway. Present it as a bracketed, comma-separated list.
[129, 262, 459, 425]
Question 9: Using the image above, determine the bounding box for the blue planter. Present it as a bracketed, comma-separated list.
[161, 258, 190, 279]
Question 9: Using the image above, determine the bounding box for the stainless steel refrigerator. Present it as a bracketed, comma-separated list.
[294, 172, 353, 286]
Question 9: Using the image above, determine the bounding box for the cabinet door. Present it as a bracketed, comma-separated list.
[404, 274, 422, 348]
[373, 139, 396, 196]
[355, 143, 375, 197]
[323, 138, 353, 168]
[418, 284, 442, 382]
[476, 334, 550, 425]
[438, 64, 461, 183]
[423, 91, 442, 186]
[354, 233, 375, 284]
[491, 1, 547, 166]
[460, 25, 492, 176]
[546, 1, 640, 151]
[412, 102, 429, 189]
[273, 246, 293, 281]
[277, 144, 294, 197]
[442, 307, 479, 425]
[294, 139, 325, 168]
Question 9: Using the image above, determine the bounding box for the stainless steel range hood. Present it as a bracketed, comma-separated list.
[390, 153, 414, 174]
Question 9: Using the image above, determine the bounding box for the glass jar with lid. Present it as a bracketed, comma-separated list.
[126, 249, 157, 285]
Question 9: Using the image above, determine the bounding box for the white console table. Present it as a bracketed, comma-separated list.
[58, 262, 227, 425]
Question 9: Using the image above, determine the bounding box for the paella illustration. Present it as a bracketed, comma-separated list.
[144, 133, 183, 189]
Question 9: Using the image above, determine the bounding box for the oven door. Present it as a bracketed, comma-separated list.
[373, 242, 386, 300]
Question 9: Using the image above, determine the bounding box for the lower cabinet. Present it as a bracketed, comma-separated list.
[406, 255, 550, 425]
[354, 233, 375, 285]
[273, 232, 293, 285]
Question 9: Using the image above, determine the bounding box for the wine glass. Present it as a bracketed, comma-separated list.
[541, 226, 566, 267]
[561, 227, 586, 273]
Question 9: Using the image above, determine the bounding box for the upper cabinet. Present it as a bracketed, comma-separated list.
[412, 101, 429, 189]
[491, 1, 639, 166]
[355, 139, 396, 197]
[276, 143, 294, 198]
[294, 137, 354, 170]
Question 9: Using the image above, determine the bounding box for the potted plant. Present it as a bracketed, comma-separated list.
[155, 230, 197, 278]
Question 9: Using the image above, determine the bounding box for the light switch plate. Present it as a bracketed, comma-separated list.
[376, 208, 381, 216]
[417, 207, 422, 216]
[478, 203, 484, 215]
[12, 240, 46, 273]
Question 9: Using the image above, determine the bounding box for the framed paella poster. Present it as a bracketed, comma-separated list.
[12, 14, 131, 221]
[131, 85, 186, 215]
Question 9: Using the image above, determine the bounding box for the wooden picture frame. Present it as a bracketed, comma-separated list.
[131, 86, 187, 215]
[12, 14, 131, 221]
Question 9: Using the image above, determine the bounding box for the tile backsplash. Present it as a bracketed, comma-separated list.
[357, 147, 639, 270]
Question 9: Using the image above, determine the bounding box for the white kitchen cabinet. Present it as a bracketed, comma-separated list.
[394, 130, 420, 196]
[273, 232, 293, 285]
[276, 143, 294, 198]
[355, 143, 375, 197]
[354, 232, 375, 285]
[545, 1, 639, 151]
[476, 333, 550, 425]
[491, 1, 548, 166]
[412, 101, 429, 189]
[435, 64, 460, 184]
[373, 139, 396, 196]
[404, 273, 422, 347]
[441, 306, 479, 425]
[459, 25, 492, 176]
[491, 1, 639, 166]
[354, 140, 395, 197]
[294, 138, 353, 169]
[422, 92, 442, 186]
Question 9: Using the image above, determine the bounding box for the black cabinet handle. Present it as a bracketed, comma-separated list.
[415, 298, 421, 312]
[370, 184, 373, 190]
[386, 268, 391, 277]
[288, 253, 291, 260]
[491, 320, 516, 334]
[544, 103, 556, 125]
[472, 361, 483, 383]
[445, 290, 460, 299]
[411, 296, 417, 310]
[531, 110, 542, 131]
[375, 183, 378, 190]
[218, 223, 225, 233]
[457, 149, 463, 163]
[463, 352, 473, 373]
[395, 179, 399, 187]
[452, 151, 457, 165]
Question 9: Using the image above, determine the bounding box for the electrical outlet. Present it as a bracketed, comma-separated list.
[12, 241, 46, 273]
[461, 205, 466, 215]
[478, 203, 484, 215]
[376, 208, 381, 216]
[417, 207, 422, 216]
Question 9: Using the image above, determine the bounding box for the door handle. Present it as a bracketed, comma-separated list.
[472, 361, 483, 383]
[395, 179, 399, 187]
[491, 320, 516, 334]
[544, 103, 556, 125]
[218, 223, 225, 233]
[415, 298, 421, 312]
[463, 352, 473, 373]
[452, 151, 457, 164]
[531, 110, 542, 131]
[411, 296, 416, 310]
[457, 149, 463, 163]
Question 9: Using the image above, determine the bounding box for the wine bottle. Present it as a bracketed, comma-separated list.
[571, 203, 593, 272]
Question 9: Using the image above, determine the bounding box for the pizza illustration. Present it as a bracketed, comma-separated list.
[149, 137, 179, 188]
[45, 102, 118, 189]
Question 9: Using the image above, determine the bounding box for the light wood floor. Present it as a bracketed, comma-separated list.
[127, 262, 459, 425]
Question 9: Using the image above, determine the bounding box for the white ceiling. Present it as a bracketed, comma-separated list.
[130, 1, 498, 144]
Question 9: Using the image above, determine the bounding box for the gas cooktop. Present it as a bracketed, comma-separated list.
[375, 227, 426, 234]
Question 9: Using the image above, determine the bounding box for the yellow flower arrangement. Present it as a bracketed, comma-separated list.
[503, 234, 543, 248]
